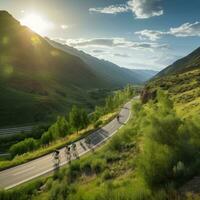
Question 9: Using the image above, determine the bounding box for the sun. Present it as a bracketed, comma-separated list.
[20, 14, 53, 36]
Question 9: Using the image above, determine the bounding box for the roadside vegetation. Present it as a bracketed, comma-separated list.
[1, 90, 200, 199]
[0, 85, 135, 170]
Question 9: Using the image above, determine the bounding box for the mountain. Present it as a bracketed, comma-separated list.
[143, 47, 200, 118]
[46, 39, 153, 84]
[0, 11, 129, 127]
[131, 69, 158, 82]
[156, 47, 200, 77]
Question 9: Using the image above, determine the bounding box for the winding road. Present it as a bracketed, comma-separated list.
[0, 99, 134, 190]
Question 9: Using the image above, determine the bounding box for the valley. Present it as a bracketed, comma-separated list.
[0, 1, 200, 199]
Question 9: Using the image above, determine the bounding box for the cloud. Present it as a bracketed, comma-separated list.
[63, 38, 168, 50]
[114, 53, 130, 58]
[65, 38, 130, 48]
[136, 21, 200, 41]
[128, 0, 163, 19]
[93, 49, 106, 53]
[89, 0, 163, 19]
[67, 38, 116, 47]
[89, 4, 129, 14]
[52, 37, 174, 71]
[135, 30, 164, 41]
[130, 42, 168, 49]
[169, 21, 200, 37]
[128, 62, 157, 69]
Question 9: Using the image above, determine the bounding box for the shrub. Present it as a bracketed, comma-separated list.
[80, 160, 92, 175]
[50, 181, 61, 200]
[136, 91, 200, 188]
[108, 135, 124, 152]
[94, 120, 102, 129]
[104, 152, 120, 164]
[91, 159, 106, 174]
[67, 161, 81, 182]
[9, 138, 38, 157]
[101, 169, 113, 180]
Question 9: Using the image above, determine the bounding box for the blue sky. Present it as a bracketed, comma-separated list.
[1, 0, 200, 71]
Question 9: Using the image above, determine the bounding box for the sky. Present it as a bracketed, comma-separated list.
[1, 0, 200, 71]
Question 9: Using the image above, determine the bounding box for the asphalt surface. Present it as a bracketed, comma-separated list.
[0, 100, 132, 190]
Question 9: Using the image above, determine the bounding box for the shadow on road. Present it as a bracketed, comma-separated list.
[119, 121, 126, 125]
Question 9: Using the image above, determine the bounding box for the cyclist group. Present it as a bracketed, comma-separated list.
[52, 114, 120, 166]
[52, 143, 78, 166]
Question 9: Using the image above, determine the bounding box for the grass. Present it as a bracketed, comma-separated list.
[147, 68, 200, 118]
[0, 111, 117, 171]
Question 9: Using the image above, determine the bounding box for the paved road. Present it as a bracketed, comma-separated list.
[0, 100, 133, 190]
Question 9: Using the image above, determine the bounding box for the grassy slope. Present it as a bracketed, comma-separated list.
[147, 68, 200, 118]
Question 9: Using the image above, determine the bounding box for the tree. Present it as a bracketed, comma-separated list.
[41, 131, 53, 145]
[80, 108, 89, 130]
[69, 106, 89, 133]
[56, 116, 70, 137]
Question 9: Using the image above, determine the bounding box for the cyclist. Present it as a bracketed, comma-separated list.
[117, 114, 120, 122]
[72, 143, 78, 158]
[52, 149, 60, 166]
[65, 146, 71, 162]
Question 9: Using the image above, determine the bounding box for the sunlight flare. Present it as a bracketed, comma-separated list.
[20, 13, 53, 36]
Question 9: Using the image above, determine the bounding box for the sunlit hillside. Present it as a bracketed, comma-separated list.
[0, 11, 143, 127]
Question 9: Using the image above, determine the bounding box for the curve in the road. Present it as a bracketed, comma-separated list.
[0, 100, 133, 190]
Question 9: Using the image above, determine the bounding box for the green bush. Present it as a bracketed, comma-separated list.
[136, 91, 200, 188]
[0, 180, 42, 200]
[50, 181, 61, 200]
[9, 138, 38, 157]
[104, 152, 120, 164]
[108, 135, 124, 152]
[67, 161, 81, 182]
[91, 159, 106, 174]
[94, 120, 102, 128]
[80, 160, 92, 175]
[101, 169, 113, 180]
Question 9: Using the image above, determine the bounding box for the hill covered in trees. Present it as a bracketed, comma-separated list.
[0, 11, 138, 127]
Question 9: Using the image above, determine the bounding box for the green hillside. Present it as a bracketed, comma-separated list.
[156, 47, 200, 77]
[142, 47, 200, 118]
[147, 68, 200, 118]
[0, 11, 126, 127]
